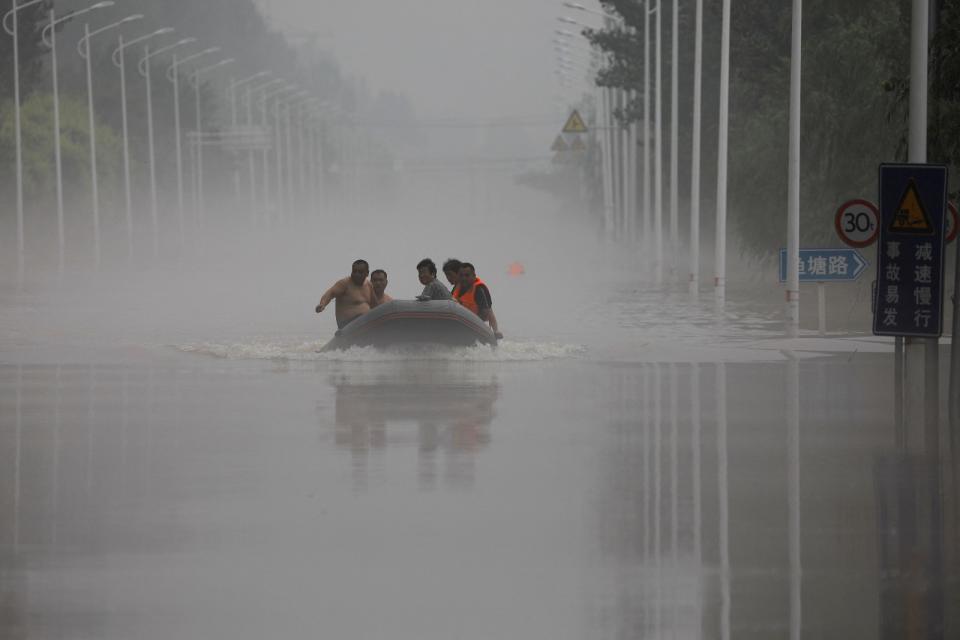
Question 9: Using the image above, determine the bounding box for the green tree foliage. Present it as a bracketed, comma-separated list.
[582, 0, 960, 259]
[0, 93, 120, 202]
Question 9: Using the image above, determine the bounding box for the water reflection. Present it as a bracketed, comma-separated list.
[327, 364, 498, 491]
[594, 358, 958, 639]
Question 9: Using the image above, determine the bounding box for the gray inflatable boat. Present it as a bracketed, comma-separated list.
[320, 299, 497, 351]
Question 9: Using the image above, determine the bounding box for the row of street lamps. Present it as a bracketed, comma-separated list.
[4, 0, 334, 283]
[554, 0, 738, 311]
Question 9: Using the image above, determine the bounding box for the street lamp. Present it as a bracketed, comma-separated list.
[259, 84, 299, 223]
[40, 1, 115, 277]
[166, 45, 219, 248]
[190, 57, 234, 229]
[77, 12, 144, 268]
[4, 0, 51, 282]
[138, 37, 195, 258]
[246, 77, 284, 224]
[226, 71, 270, 215]
[112, 26, 174, 261]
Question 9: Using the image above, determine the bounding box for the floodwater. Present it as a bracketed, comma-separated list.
[0, 192, 957, 638]
[2, 282, 957, 639]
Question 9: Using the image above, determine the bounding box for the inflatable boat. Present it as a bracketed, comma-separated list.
[320, 299, 498, 351]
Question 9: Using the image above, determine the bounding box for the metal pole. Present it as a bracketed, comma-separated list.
[907, 0, 936, 453]
[171, 54, 185, 250]
[274, 99, 284, 221]
[715, 0, 731, 307]
[261, 96, 271, 225]
[50, 8, 65, 276]
[786, 0, 802, 337]
[230, 78, 239, 207]
[195, 75, 204, 230]
[285, 102, 294, 218]
[246, 85, 256, 226]
[643, 0, 652, 248]
[297, 103, 306, 210]
[628, 91, 638, 243]
[654, 0, 663, 285]
[950, 231, 960, 430]
[817, 281, 825, 336]
[689, 0, 703, 297]
[599, 88, 614, 239]
[84, 24, 101, 268]
[669, 0, 679, 279]
[117, 35, 133, 261]
[9, 1, 25, 282]
[145, 46, 159, 258]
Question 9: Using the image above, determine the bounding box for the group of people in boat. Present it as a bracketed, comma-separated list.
[315, 257, 503, 339]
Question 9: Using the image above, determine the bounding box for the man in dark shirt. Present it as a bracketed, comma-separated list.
[416, 258, 452, 300]
[442, 258, 462, 293]
[456, 262, 502, 339]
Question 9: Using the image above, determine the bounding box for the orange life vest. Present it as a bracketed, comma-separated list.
[453, 277, 487, 315]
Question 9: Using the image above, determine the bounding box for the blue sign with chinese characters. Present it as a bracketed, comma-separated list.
[778, 248, 869, 283]
[873, 164, 948, 338]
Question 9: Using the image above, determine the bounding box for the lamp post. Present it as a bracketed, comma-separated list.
[227, 71, 270, 216]
[715, 0, 732, 307]
[4, 0, 49, 283]
[112, 27, 174, 261]
[78, 13, 144, 268]
[247, 78, 284, 225]
[689, 0, 703, 297]
[190, 57, 234, 230]
[136, 37, 195, 258]
[40, 1, 115, 277]
[166, 46, 220, 250]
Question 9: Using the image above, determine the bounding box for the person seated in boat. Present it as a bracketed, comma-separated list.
[442, 258, 462, 293]
[454, 262, 503, 339]
[315, 259, 374, 329]
[416, 258, 452, 300]
[370, 269, 393, 307]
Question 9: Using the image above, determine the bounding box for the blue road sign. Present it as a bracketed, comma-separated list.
[778, 248, 869, 283]
[873, 164, 948, 338]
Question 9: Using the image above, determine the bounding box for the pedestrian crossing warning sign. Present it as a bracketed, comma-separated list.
[570, 135, 586, 151]
[551, 135, 569, 152]
[890, 179, 934, 234]
[562, 110, 588, 134]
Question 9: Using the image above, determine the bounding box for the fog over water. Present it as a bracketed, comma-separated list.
[1, 0, 958, 638]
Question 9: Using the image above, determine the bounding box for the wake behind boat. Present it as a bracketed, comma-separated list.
[320, 299, 498, 352]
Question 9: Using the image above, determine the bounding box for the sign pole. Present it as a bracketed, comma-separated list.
[950, 233, 959, 430]
[817, 282, 825, 336]
[908, 0, 936, 455]
[786, 0, 802, 337]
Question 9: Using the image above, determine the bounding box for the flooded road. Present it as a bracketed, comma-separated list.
[2, 348, 955, 639]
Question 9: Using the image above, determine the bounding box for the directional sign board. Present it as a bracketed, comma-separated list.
[779, 248, 869, 283]
[835, 199, 879, 247]
[872, 164, 948, 338]
[562, 110, 588, 134]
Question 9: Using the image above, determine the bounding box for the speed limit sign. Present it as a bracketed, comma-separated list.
[948, 202, 958, 244]
[835, 199, 879, 248]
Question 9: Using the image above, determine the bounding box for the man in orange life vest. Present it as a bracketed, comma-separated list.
[453, 262, 503, 339]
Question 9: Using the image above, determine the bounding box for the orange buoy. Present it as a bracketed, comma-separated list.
[507, 261, 525, 277]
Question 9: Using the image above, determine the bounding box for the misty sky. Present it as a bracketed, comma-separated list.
[256, 0, 595, 121]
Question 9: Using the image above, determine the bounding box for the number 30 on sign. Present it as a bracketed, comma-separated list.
[835, 199, 880, 248]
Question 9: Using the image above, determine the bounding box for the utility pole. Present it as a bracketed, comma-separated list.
[786, 0, 802, 337]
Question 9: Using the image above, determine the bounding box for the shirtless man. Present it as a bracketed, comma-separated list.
[370, 269, 393, 307]
[315, 259, 374, 329]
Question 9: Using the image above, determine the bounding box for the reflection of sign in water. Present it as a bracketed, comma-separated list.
[328, 370, 498, 490]
[873, 164, 947, 338]
[778, 248, 868, 283]
[874, 454, 944, 640]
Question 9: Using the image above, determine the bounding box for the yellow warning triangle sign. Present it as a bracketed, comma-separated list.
[570, 135, 586, 151]
[562, 110, 588, 134]
[890, 179, 934, 234]
[551, 135, 569, 152]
